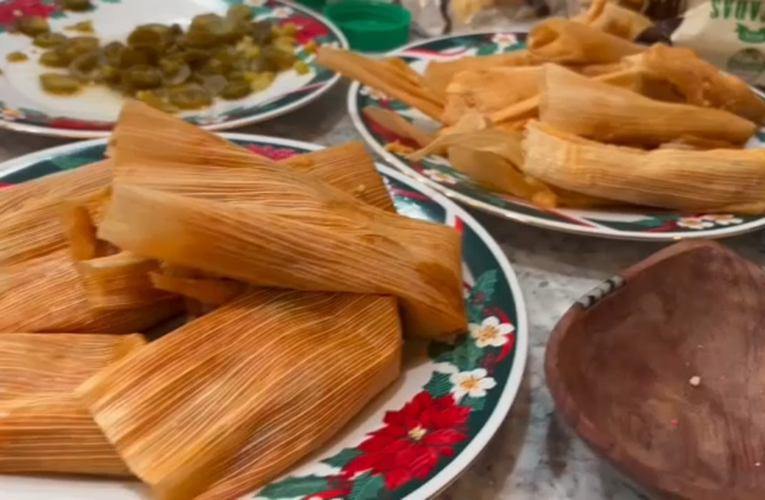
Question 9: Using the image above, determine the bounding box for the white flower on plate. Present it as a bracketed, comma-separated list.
[270, 6, 294, 18]
[322, 41, 341, 49]
[360, 85, 388, 101]
[676, 217, 714, 230]
[469, 316, 514, 348]
[492, 33, 519, 49]
[450, 368, 497, 401]
[422, 168, 458, 184]
[701, 214, 744, 226]
[0, 108, 24, 122]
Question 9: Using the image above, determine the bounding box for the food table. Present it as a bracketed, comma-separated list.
[5, 79, 760, 500]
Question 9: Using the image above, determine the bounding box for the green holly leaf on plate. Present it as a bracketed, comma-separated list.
[348, 471, 385, 500]
[258, 475, 328, 498]
[321, 447, 362, 469]
[423, 371, 452, 398]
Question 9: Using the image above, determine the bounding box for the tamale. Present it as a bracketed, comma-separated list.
[361, 107, 433, 148]
[0, 333, 144, 476]
[316, 48, 443, 120]
[581, 2, 653, 40]
[0, 253, 181, 333]
[423, 51, 543, 97]
[0, 160, 110, 218]
[629, 44, 765, 125]
[78, 289, 402, 500]
[523, 121, 765, 213]
[99, 184, 464, 339]
[106, 102, 465, 339]
[0, 186, 108, 267]
[62, 204, 100, 261]
[528, 18, 644, 64]
[150, 273, 245, 306]
[443, 67, 542, 125]
[75, 251, 175, 311]
[539, 64, 757, 147]
[280, 142, 396, 212]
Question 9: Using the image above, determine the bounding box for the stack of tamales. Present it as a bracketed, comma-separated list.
[0, 101, 466, 499]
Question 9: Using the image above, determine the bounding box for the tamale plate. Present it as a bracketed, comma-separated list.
[0, 135, 528, 500]
[347, 31, 765, 241]
[0, 0, 346, 138]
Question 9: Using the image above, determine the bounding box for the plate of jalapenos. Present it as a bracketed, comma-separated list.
[0, 0, 347, 138]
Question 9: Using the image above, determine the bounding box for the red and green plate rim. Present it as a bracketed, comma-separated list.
[347, 31, 765, 241]
[0, 134, 529, 500]
[0, 0, 348, 138]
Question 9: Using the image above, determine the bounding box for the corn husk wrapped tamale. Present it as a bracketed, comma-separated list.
[0, 161, 111, 218]
[78, 289, 402, 499]
[0, 187, 108, 267]
[528, 18, 644, 64]
[280, 142, 395, 212]
[361, 107, 432, 148]
[0, 253, 181, 333]
[523, 121, 765, 213]
[0, 333, 144, 476]
[628, 44, 765, 125]
[424, 51, 543, 97]
[100, 184, 462, 338]
[579, 2, 652, 40]
[443, 67, 542, 125]
[103, 102, 464, 339]
[539, 64, 757, 147]
[316, 48, 443, 120]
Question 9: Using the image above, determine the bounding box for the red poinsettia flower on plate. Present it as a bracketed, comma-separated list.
[283, 15, 329, 44]
[0, 0, 58, 26]
[246, 144, 297, 160]
[342, 391, 470, 490]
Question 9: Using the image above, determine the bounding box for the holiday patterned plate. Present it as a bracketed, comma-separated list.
[0, 0, 346, 138]
[0, 134, 528, 500]
[348, 31, 765, 241]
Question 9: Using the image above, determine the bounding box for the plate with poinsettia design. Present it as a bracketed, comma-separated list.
[348, 31, 765, 241]
[0, 134, 527, 500]
[0, 0, 346, 138]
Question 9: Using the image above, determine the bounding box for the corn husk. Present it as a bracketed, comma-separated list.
[443, 66, 542, 125]
[361, 107, 433, 149]
[409, 128, 524, 166]
[489, 65, 645, 125]
[281, 142, 396, 212]
[150, 273, 245, 307]
[0, 161, 111, 218]
[0, 333, 144, 476]
[0, 186, 108, 267]
[75, 251, 176, 311]
[0, 254, 181, 333]
[628, 44, 765, 125]
[580, 2, 653, 40]
[528, 18, 644, 64]
[523, 121, 765, 213]
[423, 51, 543, 97]
[105, 102, 465, 339]
[99, 184, 464, 338]
[316, 48, 443, 120]
[77, 289, 402, 500]
[62, 203, 100, 261]
[539, 64, 757, 147]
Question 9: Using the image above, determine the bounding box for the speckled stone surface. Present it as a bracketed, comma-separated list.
[2, 81, 763, 500]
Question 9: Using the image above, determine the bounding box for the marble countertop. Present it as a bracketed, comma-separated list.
[2, 81, 764, 500]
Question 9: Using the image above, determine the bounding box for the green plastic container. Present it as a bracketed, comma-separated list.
[324, 1, 411, 52]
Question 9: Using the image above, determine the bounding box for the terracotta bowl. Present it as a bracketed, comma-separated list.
[546, 240, 765, 500]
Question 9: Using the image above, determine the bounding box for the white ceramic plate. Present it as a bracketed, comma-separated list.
[0, 0, 347, 138]
[0, 134, 528, 500]
[347, 31, 765, 241]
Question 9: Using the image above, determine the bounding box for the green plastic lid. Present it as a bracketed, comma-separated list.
[324, 1, 411, 53]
